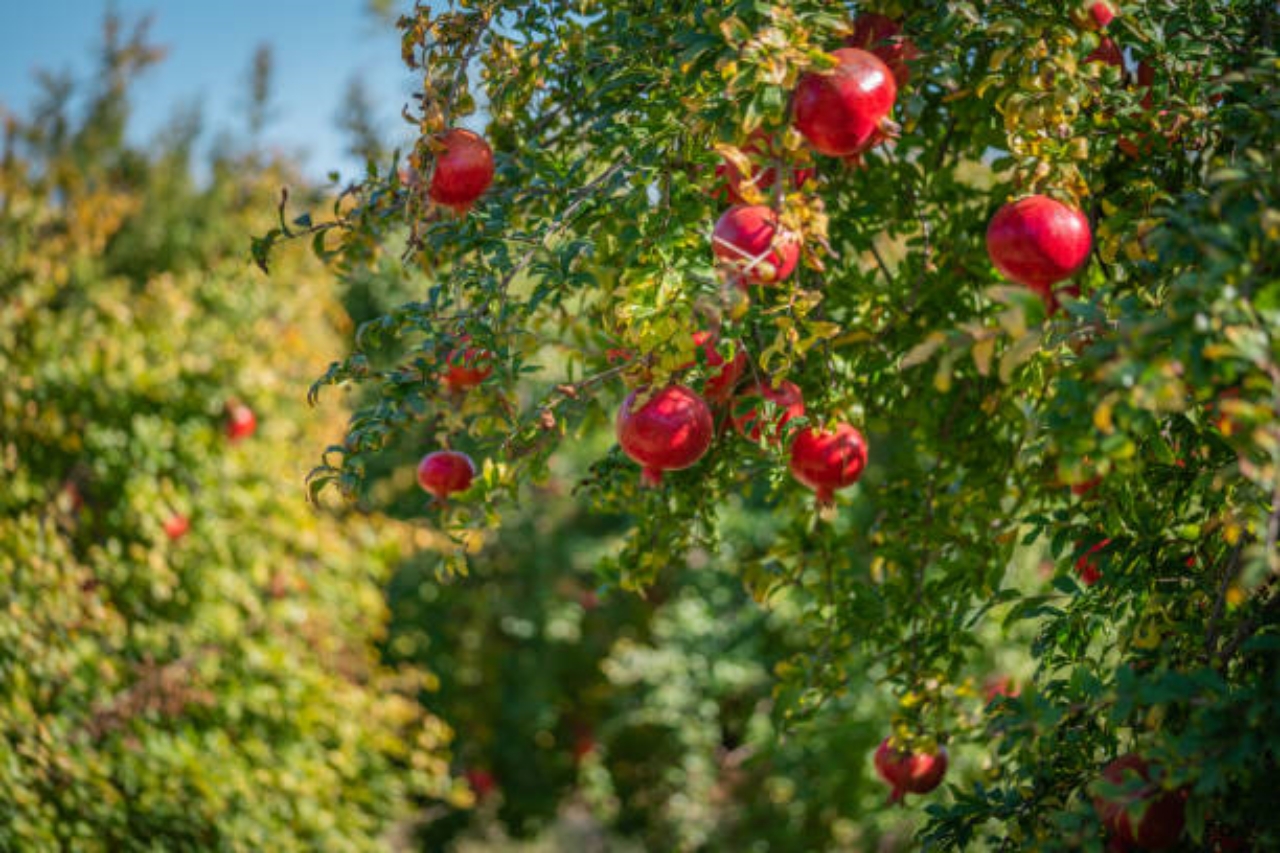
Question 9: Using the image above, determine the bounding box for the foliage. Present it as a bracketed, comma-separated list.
[267, 0, 1278, 850]
[0, 20, 458, 851]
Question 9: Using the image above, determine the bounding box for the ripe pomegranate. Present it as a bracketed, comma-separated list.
[874, 738, 949, 804]
[731, 380, 805, 444]
[1075, 538, 1112, 586]
[983, 675, 1020, 703]
[844, 13, 920, 87]
[714, 130, 814, 205]
[789, 422, 868, 505]
[465, 768, 497, 801]
[689, 331, 747, 402]
[617, 385, 715, 487]
[986, 196, 1092, 299]
[417, 450, 477, 501]
[712, 204, 801, 286]
[442, 335, 494, 392]
[1092, 755, 1187, 851]
[1074, 1, 1117, 31]
[1086, 36, 1124, 69]
[428, 128, 495, 211]
[162, 514, 190, 541]
[226, 403, 257, 442]
[794, 48, 898, 158]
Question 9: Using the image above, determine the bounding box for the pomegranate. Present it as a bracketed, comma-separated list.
[986, 196, 1092, 299]
[465, 768, 497, 801]
[712, 204, 801, 286]
[794, 48, 898, 158]
[689, 331, 747, 402]
[162, 514, 190, 541]
[442, 335, 494, 392]
[1086, 36, 1124, 69]
[788, 422, 868, 505]
[1092, 755, 1187, 851]
[983, 675, 1020, 703]
[428, 128, 495, 211]
[1074, 1, 1117, 31]
[874, 738, 949, 804]
[1074, 538, 1112, 586]
[226, 403, 257, 442]
[616, 385, 715, 487]
[844, 13, 920, 87]
[731, 380, 805, 444]
[714, 130, 814, 205]
[417, 450, 477, 501]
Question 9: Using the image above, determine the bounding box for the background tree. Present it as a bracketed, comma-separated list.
[0, 18, 460, 851]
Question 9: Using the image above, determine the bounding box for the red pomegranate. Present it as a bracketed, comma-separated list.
[1092, 755, 1187, 851]
[417, 450, 477, 501]
[689, 331, 748, 402]
[789, 422, 868, 505]
[712, 204, 801, 286]
[617, 385, 715, 487]
[226, 403, 257, 442]
[731, 380, 805, 444]
[714, 130, 814, 205]
[794, 48, 898, 158]
[428, 128, 495, 211]
[874, 738, 949, 804]
[986, 196, 1092, 298]
[162, 514, 190, 542]
[1086, 36, 1124, 69]
[1074, 1, 1117, 30]
[465, 768, 497, 800]
[844, 13, 921, 87]
[442, 335, 494, 392]
[983, 675, 1020, 703]
[1074, 538, 1112, 586]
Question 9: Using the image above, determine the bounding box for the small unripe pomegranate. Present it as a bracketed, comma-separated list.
[417, 450, 477, 501]
[617, 385, 715, 487]
[714, 130, 814, 205]
[428, 128, 495, 211]
[162, 514, 190, 541]
[874, 738, 949, 804]
[689, 331, 747, 402]
[712, 205, 801, 286]
[794, 48, 898, 158]
[844, 13, 921, 87]
[442, 335, 494, 392]
[1092, 755, 1187, 851]
[226, 403, 257, 442]
[731, 380, 805, 444]
[1074, 538, 1112, 586]
[789, 422, 868, 505]
[986, 196, 1092, 298]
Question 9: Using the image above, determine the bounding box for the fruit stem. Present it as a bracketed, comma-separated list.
[640, 467, 664, 488]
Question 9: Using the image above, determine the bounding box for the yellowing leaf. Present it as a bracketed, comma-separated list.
[972, 336, 996, 377]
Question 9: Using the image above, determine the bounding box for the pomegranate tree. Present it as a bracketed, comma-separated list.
[1091, 755, 1187, 851]
[731, 380, 805, 444]
[711, 204, 801, 286]
[986, 195, 1092, 300]
[794, 48, 898, 158]
[788, 422, 868, 505]
[428, 128, 495, 211]
[874, 738, 949, 804]
[616, 385, 715, 487]
[417, 450, 477, 501]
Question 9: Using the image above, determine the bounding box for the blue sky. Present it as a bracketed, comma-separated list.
[0, 1, 421, 181]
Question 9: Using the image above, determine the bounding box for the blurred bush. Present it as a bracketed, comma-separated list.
[0, 16, 458, 851]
